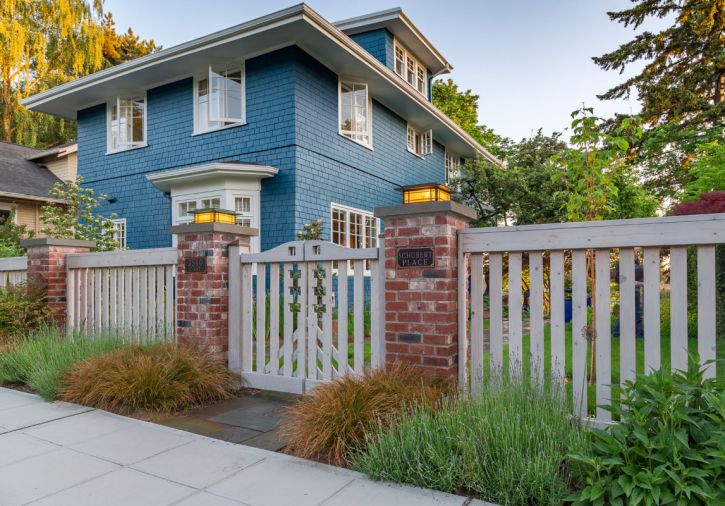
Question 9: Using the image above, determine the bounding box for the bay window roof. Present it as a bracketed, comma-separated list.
[21, 3, 500, 165]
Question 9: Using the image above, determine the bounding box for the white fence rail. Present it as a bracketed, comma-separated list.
[66, 248, 177, 341]
[459, 213, 724, 423]
[0, 256, 27, 288]
[230, 240, 384, 394]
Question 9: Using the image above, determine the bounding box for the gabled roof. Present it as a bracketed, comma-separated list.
[0, 142, 62, 201]
[25, 141, 77, 162]
[334, 7, 452, 76]
[21, 3, 500, 165]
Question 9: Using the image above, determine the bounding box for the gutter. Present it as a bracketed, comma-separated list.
[0, 191, 65, 204]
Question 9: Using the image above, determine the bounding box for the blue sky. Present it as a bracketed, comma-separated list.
[105, 0, 664, 142]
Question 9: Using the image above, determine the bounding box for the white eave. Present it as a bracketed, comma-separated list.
[21, 3, 501, 166]
[146, 162, 278, 193]
[334, 7, 452, 76]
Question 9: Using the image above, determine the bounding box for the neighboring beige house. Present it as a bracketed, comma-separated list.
[0, 141, 77, 234]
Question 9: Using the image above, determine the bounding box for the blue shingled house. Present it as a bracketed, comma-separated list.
[22, 4, 498, 253]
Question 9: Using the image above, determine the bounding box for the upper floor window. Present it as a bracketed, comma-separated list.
[107, 95, 146, 153]
[445, 150, 462, 184]
[194, 63, 245, 133]
[339, 81, 372, 148]
[407, 125, 433, 158]
[394, 41, 427, 98]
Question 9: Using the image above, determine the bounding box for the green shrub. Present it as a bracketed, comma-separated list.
[353, 379, 588, 506]
[0, 282, 54, 337]
[0, 327, 123, 400]
[280, 363, 453, 466]
[568, 359, 724, 505]
[59, 343, 237, 413]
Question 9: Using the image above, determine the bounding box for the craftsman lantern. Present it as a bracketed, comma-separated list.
[192, 208, 237, 225]
[397, 183, 452, 204]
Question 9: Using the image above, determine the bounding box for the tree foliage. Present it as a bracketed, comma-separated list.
[0, 211, 32, 257]
[0, 1, 157, 148]
[40, 177, 118, 251]
[594, 0, 725, 196]
[682, 141, 725, 201]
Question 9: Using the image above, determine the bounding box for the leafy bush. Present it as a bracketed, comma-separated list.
[0, 327, 123, 400]
[569, 360, 724, 505]
[60, 343, 237, 413]
[280, 363, 452, 466]
[353, 378, 587, 506]
[0, 282, 55, 337]
[0, 210, 31, 257]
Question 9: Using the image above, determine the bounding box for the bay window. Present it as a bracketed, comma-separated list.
[111, 218, 127, 249]
[393, 40, 428, 98]
[331, 204, 379, 249]
[195, 63, 245, 133]
[234, 196, 253, 227]
[407, 125, 433, 157]
[339, 80, 372, 148]
[107, 95, 146, 153]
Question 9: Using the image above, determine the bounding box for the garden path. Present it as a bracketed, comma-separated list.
[0, 387, 490, 506]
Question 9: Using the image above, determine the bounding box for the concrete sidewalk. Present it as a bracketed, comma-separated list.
[0, 387, 488, 506]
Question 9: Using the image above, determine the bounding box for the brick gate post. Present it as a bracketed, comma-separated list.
[374, 201, 476, 380]
[172, 222, 257, 363]
[20, 238, 95, 325]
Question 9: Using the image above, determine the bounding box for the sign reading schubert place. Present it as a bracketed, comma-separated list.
[184, 256, 207, 273]
[397, 247, 434, 268]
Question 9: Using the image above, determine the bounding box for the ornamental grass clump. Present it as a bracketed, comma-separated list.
[353, 378, 588, 506]
[0, 326, 123, 400]
[60, 343, 237, 413]
[280, 363, 453, 466]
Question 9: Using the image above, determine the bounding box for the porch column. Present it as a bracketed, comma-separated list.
[19, 238, 95, 325]
[172, 222, 257, 363]
[374, 201, 475, 380]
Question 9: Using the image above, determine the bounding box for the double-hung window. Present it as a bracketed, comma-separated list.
[339, 81, 372, 148]
[445, 150, 462, 184]
[394, 40, 428, 98]
[407, 125, 433, 157]
[107, 95, 146, 153]
[195, 63, 245, 133]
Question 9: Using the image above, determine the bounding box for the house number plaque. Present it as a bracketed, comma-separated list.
[184, 256, 207, 273]
[397, 247, 434, 268]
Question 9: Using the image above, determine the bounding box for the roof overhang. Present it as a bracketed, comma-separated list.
[25, 142, 77, 162]
[334, 8, 452, 76]
[22, 3, 500, 165]
[0, 191, 64, 204]
[146, 162, 278, 193]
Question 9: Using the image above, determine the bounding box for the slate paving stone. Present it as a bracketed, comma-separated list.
[211, 425, 263, 444]
[240, 428, 288, 452]
[208, 408, 280, 432]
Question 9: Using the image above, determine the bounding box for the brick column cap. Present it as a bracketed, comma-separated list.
[374, 201, 477, 221]
[170, 223, 258, 236]
[20, 237, 96, 249]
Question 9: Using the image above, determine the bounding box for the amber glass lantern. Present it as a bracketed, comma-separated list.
[398, 183, 452, 204]
[192, 208, 237, 225]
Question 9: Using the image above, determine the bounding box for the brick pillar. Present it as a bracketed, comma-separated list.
[374, 201, 475, 380]
[172, 222, 256, 363]
[20, 238, 95, 324]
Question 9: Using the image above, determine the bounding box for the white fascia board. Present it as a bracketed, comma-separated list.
[146, 163, 278, 193]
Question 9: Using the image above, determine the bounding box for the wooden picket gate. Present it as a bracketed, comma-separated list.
[66, 248, 177, 341]
[229, 240, 385, 394]
[0, 256, 27, 289]
[459, 213, 724, 424]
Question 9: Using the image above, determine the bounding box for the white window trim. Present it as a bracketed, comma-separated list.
[106, 94, 148, 154]
[192, 62, 247, 136]
[338, 79, 373, 150]
[445, 149, 462, 184]
[393, 39, 428, 98]
[407, 124, 433, 158]
[330, 202, 380, 275]
[110, 218, 127, 249]
[0, 203, 17, 225]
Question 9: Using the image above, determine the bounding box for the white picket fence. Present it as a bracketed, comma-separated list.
[459, 213, 724, 423]
[0, 256, 27, 288]
[66, 248, 177, 341]
[229, 240, 385, 394]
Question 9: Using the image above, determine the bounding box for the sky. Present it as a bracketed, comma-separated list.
[104, 0, 667, 142]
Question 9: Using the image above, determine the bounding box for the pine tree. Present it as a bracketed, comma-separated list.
[593, 0, 725, 197]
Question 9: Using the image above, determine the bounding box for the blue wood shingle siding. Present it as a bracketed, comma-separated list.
[77, 45, 445, 250]
[349, 29, 395, 71]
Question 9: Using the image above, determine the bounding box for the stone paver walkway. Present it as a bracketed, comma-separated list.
[0, 387, 489, 506]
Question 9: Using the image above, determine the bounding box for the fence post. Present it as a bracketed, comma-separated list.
[172, 222, 257, 364]
[19, 238, 95, 326]
[374, 201, 475, 380]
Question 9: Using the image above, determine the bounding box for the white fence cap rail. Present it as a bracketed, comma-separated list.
[0, 256, 27, 271]
[460, 213, 725, 252]
[67, 247, 178, 269]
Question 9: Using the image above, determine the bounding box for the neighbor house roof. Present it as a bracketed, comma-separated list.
[21, 4, 500, 165]
[0, 141, 63, 202]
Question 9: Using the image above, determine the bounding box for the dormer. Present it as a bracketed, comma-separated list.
[335, 8, 452, 101]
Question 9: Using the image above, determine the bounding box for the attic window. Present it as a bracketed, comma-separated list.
[394, 40, 427, 98]
[107, 95, 146, 153]
[194, 63, 246, 133]
[407, 125, 432, 158]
